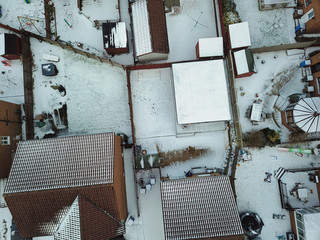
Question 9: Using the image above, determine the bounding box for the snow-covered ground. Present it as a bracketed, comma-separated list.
[130, 68, 229, 178]
[161, 0, 218, 62]
[0, 56, 24, 105]
[136, 169, 165, 240]
[235, 50, 305, 141]
[53, 0, 134, 65]
[0, 29, 24, 105]
[0, 207, 12, 240]
[235, 144, 320, 240]
[234, 0, 296, 48]
[30, 38, 132, 138]
[0, 1, 45, 36]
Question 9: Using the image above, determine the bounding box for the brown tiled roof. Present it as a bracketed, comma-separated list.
[79, 194, 125, 240]
[5, 133, 115, 194]
[147, 0, 169, 54]
[4, 185, 122, 238]
[160, 176, 244, 240]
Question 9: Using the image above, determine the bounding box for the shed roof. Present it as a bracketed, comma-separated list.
[198, 37, 224, 57]
[4, 132, 115, 194]
[131, 0, 152, 56]
[229, 22, 251, 49]
[293, 97, 320, 133]
[234, 49, 249, 75]
[172, 60, 231, 124]
[147, 0, 169, 54]
[102, 22, 127, 49]
[160, 176, 244, 240]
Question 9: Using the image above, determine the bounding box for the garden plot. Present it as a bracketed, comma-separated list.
[162, 0, 218, 62]
[234, 0, 296, 48]
[0, 1, 45, 36]
[130, 68, 229, 178]
[30, 38, 132, 138]
[235, 50, 305, 142]
[235, 143, 320, 240]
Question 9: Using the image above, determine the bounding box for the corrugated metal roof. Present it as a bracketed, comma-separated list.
[293, 97, 320, 133]
[131, 0, 152, 56]
[4, 133, 115, 194]
[160, 176, 244, 240]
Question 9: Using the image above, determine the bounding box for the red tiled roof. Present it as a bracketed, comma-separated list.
[147, 0, 169, 54]
[4, 185, 122, 238]
[160, 176, 244, 240]
[3, 133, 125, 239]
[79, 194, 125, 240]
[5, 133, 115, 194]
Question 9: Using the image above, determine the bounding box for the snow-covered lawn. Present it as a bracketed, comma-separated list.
[0, 1, 45, 36]
[235, 145, 320, 240]
[234, 0, 296, 48]
[162, 0, 218, 62]
[130, 68, 229, 178]
[30, 38, 132, 138]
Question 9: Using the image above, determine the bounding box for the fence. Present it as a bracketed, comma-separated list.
[20, 31, 34, 140]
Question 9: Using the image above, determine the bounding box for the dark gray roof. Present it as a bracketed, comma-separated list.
[160, 176, 244, 240]
[5, 133, 115, 194]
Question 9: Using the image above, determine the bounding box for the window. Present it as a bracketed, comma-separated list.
[286, 110, 294, 124]
[308, 9, 314, 20]
[1, 136, 10, 145]
[305, 0, 312, 6]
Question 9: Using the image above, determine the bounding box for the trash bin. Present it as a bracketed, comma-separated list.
[41, 63, 58, 76]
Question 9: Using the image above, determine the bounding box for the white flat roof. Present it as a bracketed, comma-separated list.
[131, 0, 152, 56]
[172, 60, 231, 124]
[229, 22, 251, 49]
[304, 212, 320, 240]
[198, 37, 223, 57]
[0, 34, 5, 55]
[250, 103, 262, 122]
[234, 49, 249, 75]
[114, 22, 127, 48]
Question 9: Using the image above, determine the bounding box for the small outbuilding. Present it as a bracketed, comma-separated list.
[228, 22, 251, 50]
[172, 60, 231, 124]
[233, 49, 255, 78]
[195, 37, 224, 59]
[102, 22, 129, 55]
[131, 0, 169, 62]
[0, 33, 22, 60]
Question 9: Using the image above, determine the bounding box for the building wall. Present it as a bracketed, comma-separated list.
[113, 135, 128, 221]
[299, 0, 320, 33]
[138, 52, 169, 62]
[309, 52, 320, 97]
[191, 235, 245, 240]
[0, 101, 22, 178]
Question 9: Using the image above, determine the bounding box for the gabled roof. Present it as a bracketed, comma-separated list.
[131, 0, 169, 57]
[4, 132, 115, 194]
[4, 185, 122, 238]
[160, 176, 244, 240]
[54, 196, 81, 240]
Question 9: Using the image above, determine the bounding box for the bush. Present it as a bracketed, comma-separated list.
[263, 128, 281, 146]
[243, 128, 280, 148]
[243, 130, 267, 148]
